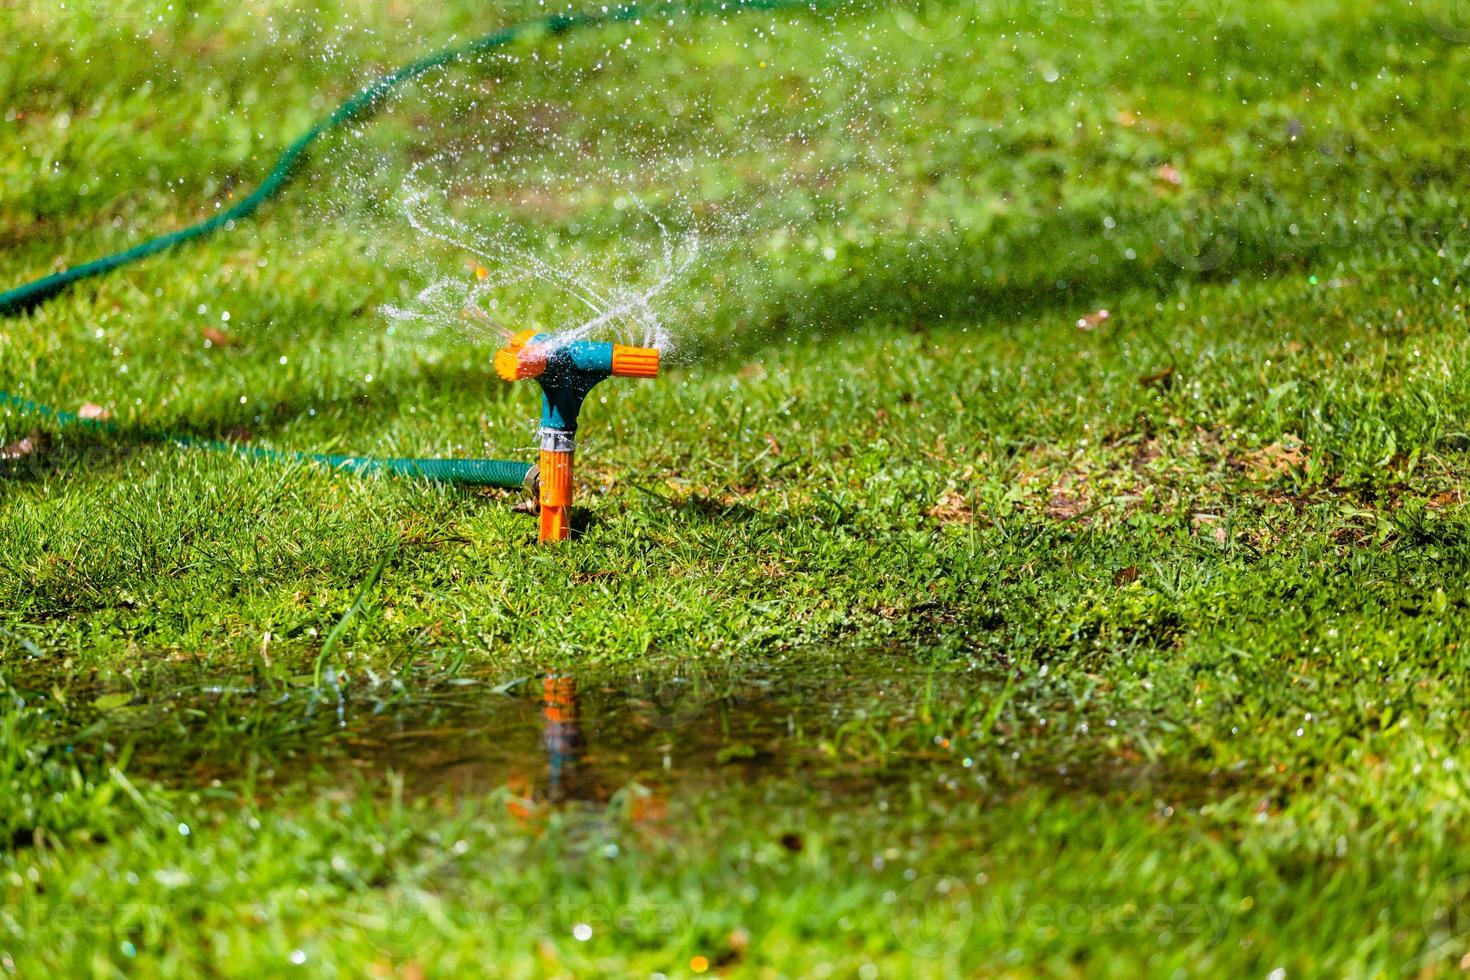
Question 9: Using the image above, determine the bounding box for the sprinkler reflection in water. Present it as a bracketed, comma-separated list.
[506, 674, 677, 826]
[541, 675, 586, 803]
[20, 650, 1241, 818]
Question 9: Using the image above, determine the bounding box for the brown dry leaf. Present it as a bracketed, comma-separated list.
[1076, 308, 1111, 331]
[1, 430, 46, 460]
[629, 790, 668, 825]
[1155, 163, 1183, 187]
[1045, 493, 1089, 520]
[927, 489, 973, 524]
[1113, 565, 1140, 585]
[1427, 490, 1462, 511]
[1138, 365, 1175, 388]
[77, 403, 110, 421]
[202, 326, 239, 348]
[1243, 439, 1309, 480]
[1117, 109, 1139, 127]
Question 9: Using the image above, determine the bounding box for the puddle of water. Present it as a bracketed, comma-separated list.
[0, 650, 1242, 812]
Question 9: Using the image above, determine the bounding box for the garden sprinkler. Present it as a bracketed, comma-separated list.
[495, 331, 660, 542]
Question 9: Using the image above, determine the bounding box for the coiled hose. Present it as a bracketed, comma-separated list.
[0, 0, 830, 487]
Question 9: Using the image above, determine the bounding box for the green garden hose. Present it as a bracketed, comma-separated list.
[0, 0, 825, 316]
[0, 389, 536, 488]
[0, 0, 831, 487]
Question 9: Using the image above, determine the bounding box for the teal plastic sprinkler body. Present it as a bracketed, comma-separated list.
[495, 331, 661, 541]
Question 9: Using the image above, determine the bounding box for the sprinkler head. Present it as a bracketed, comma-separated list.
[495, 330, 661, 542]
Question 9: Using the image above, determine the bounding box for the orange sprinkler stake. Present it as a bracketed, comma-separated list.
[538, 448, 574, 543]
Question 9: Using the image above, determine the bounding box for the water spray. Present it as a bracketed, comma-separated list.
[0, 0, 822, 541]
[0, 0, 830, 318]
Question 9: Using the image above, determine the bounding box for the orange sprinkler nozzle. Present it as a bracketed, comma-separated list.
[494, 329, 548, 381]
[611, 344, 660, 378]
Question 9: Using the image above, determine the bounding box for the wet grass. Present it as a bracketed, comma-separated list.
[0, 647, 1283, 975]
[7, 0, 1470, 974]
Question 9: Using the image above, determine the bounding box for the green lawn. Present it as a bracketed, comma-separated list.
[7, 0, 1470, 974]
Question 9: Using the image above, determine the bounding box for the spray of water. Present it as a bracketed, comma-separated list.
[301, 5, 938, 363]
[380, 150, 697, 355]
